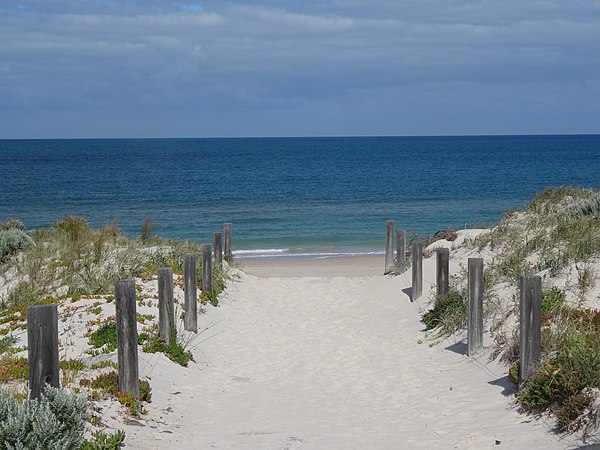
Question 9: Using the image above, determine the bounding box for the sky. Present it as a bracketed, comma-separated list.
[1, 0, 600, 138]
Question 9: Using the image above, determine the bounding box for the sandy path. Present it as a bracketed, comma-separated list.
[125, 271, 575, 449]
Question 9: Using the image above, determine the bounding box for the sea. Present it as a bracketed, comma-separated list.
[1, 135, 599, 259]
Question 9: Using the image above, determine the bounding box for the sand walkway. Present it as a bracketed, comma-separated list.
[123, 265, 576, 449]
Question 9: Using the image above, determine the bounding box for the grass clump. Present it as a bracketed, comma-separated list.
[421, 289, 467, 334]
[82, 429, 126, 449]
[519, 308, 600, 434]
[87, 321, 118, 354]
[142, 329, 193, 367]
[88, 371, 151, 416]
[0, 355, 28, 383]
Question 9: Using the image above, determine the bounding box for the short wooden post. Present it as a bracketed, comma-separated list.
[436, 248, 450, 300]
[214, 232, 223, 269]
[183, 253, 198, 333]
[519, 275, 542, 389]
[384, 220, 395, 274]
[224, 223, 233, 263]
[411, 239, 423, 301]
[467, 258, 484, 356]
[396, 229, 406, 268]
[158, 267, 175, 345]
[115, 280, 139, 399]
[27, 304, 59, 400]
[202, 244, 213, 297]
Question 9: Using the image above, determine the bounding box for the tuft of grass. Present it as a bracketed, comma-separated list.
[87, 321, 118, 354]
[421, 289, 467, 334]
[0, 355, 28, 383]
[82, 429, 126, 449]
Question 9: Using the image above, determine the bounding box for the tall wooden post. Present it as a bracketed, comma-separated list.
[183, 253, 198, 333]
[214, 232, 223, 269]
[436, 248, 450, 300]
[384, 220, 395, 274]
[158, 267, 175, 345]
[396, 229, 406, 268]
[467, 258, 484, 356]
[27, 304, 59, 400]
[519, 275, 542, 389]
[224, 223, 233, 263]
[115, 280, 139, 399]
[202, 244, 213, 297]
[411, 239, 423, 301]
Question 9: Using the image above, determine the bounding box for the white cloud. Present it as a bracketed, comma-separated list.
[0, 0, 599, 137]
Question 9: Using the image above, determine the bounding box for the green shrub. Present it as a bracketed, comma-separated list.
[142, 326, 193, 367]
[421, 290, 467, 334]
[0, 218, 26, 232]
[541, 287, 565, 316]
[87, 322, 118, 354]
[82, 429, 126, 449]
[0, 385, 88, 449]
[0, 228, 34, 264]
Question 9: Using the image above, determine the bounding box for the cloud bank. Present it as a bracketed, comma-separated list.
[1, 0, 599, 137]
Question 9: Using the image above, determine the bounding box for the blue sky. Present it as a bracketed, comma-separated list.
[1, 0, 599, 138]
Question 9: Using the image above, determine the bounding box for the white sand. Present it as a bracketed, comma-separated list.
[1, 240, 583, 449]
[110, 255, 576, 449]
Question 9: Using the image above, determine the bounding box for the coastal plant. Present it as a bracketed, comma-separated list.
[140, 218, 154, 243]
[88, 371, 151, 416]
[141, 323, 193, 367]
[0, 228, 34, 264]
[0, 219, 26, 232]
[0, 385, 88, 449]
[82, 429, 126, 450]
[420, 289, 467, 335]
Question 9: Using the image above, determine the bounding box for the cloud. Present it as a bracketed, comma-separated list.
[1, 1, 599, 137]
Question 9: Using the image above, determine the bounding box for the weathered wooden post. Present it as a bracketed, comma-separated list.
[158, 267, 175, 345]
[27, 304, 59, 399]
[436, 248, 450, 300]
[224, 223, 233, 263]
[467, 258, 484, 356]
[385, 220, 395, 274]
[183, 253, 198, 333]
[115, 280, 139, 398]
[396, 229, 406, 268]
[202, 244, 213, 297]
[411, 238, 423, 301]
[519, 275, 542, 389]
[214, 231, 223, 269]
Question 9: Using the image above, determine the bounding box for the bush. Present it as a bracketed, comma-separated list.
[82, 429, 126, 449]
[0, 228, 34, 264]
[421, 290, 467, 334]
[541, 286, 565, 317]
[0, 385, 88, 449]
[0, 219, 25, 232]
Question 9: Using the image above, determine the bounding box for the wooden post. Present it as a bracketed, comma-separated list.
[519, 275, 542, 389]
[411, 239, 423, 301]
[158, 267, 175, 345]
[27, 304, 59, 400]
[224, 223, 233, 263]
[183, 253, 198, 333]
[467, 258, 484, 356]
[396, 229, 406, 268]
[202, 244, 213, 297]
[115, 280, 139, 399]
[436, 248, 450, 300]
[214, 232, 223, 269]
[384, 220, 395, 274]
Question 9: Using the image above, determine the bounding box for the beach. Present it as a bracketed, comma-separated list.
[92, 247, 575, 449]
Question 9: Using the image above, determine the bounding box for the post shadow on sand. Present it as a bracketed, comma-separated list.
[402, 287, 413, 301]
[444, 342, 467, 356]
[487, 376, 517, 397]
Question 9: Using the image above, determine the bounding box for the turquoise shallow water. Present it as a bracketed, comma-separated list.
[1, 135, 599, 257]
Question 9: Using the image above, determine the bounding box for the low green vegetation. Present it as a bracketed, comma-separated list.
[421, 289, 467, 334]
[0, 385, 88, 449]
[0, 216, 228, 309]
[83, 371, 151, 416]
[82, 429, 126, 450]
[141, 324, 193, 367]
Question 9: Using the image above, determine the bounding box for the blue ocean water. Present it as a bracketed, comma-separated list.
[1, 135, 599, 258]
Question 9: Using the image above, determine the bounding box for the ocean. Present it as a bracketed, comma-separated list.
[1, 135, 599, 258]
